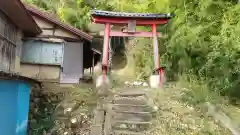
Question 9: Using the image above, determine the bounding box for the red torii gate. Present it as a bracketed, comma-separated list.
[91, 10, 174, 87]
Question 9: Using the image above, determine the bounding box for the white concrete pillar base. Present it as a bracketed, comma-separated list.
[95, 75, 111, 88]
[149, 75, 162, 88]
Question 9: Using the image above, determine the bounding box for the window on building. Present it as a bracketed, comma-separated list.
[0, 11, 17, 72]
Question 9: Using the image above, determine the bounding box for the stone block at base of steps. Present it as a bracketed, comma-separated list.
[116, 90, 148, 97]
[112, 120, 152, 132]
[112, 111, 152, 121]
[113, 96, 149, 105]
[89, 125, 102, 135]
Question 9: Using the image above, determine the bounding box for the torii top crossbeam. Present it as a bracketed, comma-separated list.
[91, 10, 173, 25]
[91, 10, 174, 37]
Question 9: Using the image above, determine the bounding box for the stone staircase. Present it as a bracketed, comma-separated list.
[90, 89, 156, 135]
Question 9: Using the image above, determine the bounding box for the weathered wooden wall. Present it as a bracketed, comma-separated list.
[32, 16, 79, 40]
[0, 10, 19, 72]
[20, 64, 61, 82]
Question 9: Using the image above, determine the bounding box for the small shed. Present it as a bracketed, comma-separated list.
[20, 5, 101, 84]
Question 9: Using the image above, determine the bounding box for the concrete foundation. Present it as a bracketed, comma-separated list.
[95, 75, 111, 88]
[149, 75, 161, 88]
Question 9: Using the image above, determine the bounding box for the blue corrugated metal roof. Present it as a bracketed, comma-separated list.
[0, 71, 41, 87]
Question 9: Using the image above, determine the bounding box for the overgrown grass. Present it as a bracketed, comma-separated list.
[147, 79, 232, 135]
[169, 74, 240, 134]
[28, 83, 98, 135]
[175, 75, 221, 106]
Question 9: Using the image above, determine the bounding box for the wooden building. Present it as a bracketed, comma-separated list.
[0, 0, 41, 73]
[20, 5, 100, 83]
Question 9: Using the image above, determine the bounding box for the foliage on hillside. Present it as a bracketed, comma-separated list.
[24, 0, 240, 99]
[164, 1, 240, 99]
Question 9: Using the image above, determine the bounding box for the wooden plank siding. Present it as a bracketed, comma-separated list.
[0, 10, 18, 72]
[31, 14, 81, 41]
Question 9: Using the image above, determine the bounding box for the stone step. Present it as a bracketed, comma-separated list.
[116, 91, 147, 97]
[112, 121, 151, 132]
[113, 96, 149, 105]
[113, 125, 148, 133]
[113, 111, 152, 121]
[113, 104, 149, 107]
[114, 120, 151, 125]
[112, 130, 145, 135]
[89, 125, 102, 135]
[112, 104, 153, 112]
[114, 110, 151, 115]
